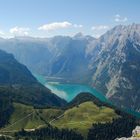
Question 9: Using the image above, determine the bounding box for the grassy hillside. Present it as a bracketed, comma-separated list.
[1, 93, 138, 140]
[1, 102, 63, 131]
[8, 103, 45, 130]
[1, 101, 119, 137]
[52, 101, 119, 136]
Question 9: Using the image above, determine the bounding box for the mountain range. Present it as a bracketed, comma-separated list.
[0, 28, 140, 139]
[0, 34, 94, 83]
[0, 24, 140, 111]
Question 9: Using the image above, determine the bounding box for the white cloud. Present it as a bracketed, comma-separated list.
[38, 21, 83, 31]
[114, 14, 128, 22]
[38, 21, 72, 31]
[10, 26, 30, 36]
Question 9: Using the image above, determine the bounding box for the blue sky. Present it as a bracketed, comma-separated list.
[0, 0, 139, 38]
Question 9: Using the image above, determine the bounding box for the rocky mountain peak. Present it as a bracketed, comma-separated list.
[100, 24, 140, 44]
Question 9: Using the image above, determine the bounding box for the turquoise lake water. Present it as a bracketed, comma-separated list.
[34, 73, 140, 118]
[34, 73, 108, 102]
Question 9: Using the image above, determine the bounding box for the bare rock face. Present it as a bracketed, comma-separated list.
[116, 138, 140, 140]
[87, 24, 140, 111]
[115, 126, 140, 140]
[132, 126, 140, 137]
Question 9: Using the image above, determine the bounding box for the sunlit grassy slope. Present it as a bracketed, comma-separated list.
[53, 101, 119, 136]
[2, 101, 119, 136]
[3, 103, 63, 131]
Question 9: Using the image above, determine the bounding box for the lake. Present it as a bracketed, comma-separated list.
[33, 73, 108, 102]
[34, 73, 140, 118]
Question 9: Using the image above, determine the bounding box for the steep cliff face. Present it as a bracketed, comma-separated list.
[87, 24, 140, 111]
[45, 35, 91, 82]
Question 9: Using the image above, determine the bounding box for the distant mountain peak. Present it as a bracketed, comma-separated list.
[74, 32, 84, 38]
[105, 23, 140, 38]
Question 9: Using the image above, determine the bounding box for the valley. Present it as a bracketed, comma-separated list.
[34, 73, 108, 102]
[0, 24, 140, 140]
[0, 0, 140, 139]
[0, 24, 140, 111]
[34, 73, 140, 118]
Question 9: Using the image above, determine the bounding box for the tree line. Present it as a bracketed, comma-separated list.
[87, 116, 137, 140]
[15, 125, 84, 140]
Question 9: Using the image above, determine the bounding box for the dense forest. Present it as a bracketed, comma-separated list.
[87, 116, 137, 140]
[0, 96, 13, 127]
[15, 125, 84, 140]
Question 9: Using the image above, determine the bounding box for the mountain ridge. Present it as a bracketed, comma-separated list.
[0, 24, 140, 111]
[87, 23, 140, 111]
